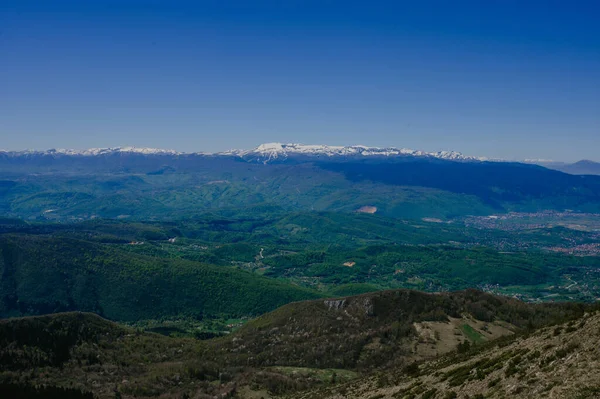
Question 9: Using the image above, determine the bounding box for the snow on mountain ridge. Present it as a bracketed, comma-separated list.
[1, 143, 490, 162]
[524, 159, 556, 164]
[226, 142, 489, 162]
[1, 147, 181, 156]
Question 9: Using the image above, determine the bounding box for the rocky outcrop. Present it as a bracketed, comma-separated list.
[324, 299, 347, 310]
[324, 297, 374, 316]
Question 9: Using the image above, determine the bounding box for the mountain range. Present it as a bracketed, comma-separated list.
[2, 143, 600, 221]
[0, 143, 489, 162]
[3, 143, 598, 175]
[4, 143, 600, 171]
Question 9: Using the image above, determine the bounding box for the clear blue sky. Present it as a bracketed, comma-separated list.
[1, 1, 599, 161]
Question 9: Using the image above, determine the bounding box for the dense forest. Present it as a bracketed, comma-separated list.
[0, 234, 319, 321]
[1, 213, 599, 324]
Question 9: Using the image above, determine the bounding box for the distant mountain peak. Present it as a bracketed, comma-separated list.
[574, 159, 600, 165]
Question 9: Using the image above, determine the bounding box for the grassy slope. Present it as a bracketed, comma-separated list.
[299, 309, 600, 399]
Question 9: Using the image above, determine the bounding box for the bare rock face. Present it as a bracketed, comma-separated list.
[324, 299, 347, 310]
[362, 298, 374, 316]
[324, 297, 375, 317]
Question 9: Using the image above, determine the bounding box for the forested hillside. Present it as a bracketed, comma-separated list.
[1, 213, 600, 324]
[0, 234, 319, 320]
[3, 152, 600, 220]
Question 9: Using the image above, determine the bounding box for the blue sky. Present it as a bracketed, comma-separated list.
[1, 1, 599, 161]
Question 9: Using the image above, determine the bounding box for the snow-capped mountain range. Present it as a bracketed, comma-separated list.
[222, 142, 491, 162]
[0, 143, 491, 162]
[1, 146, 182, 156]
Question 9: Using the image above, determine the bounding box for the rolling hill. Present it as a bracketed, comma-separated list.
[0, 289, 594, 399]
[2, 215, 600, 323]
[0, 234, 319, 321]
